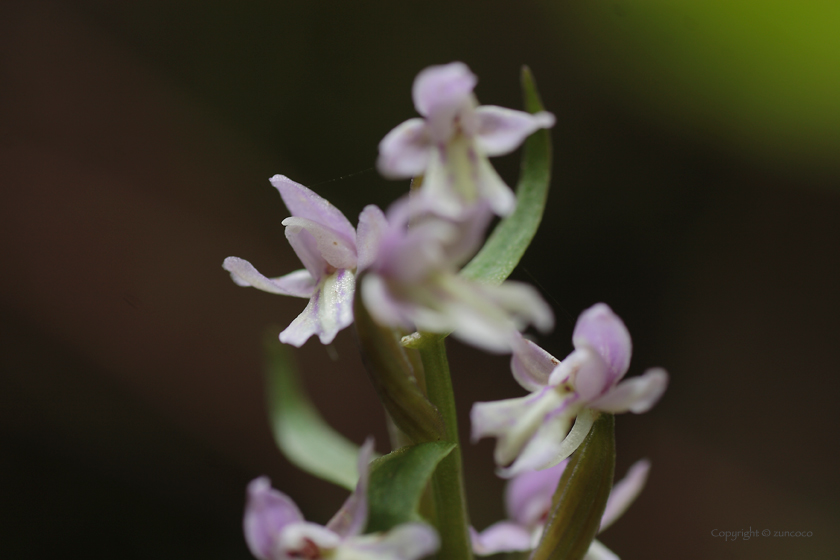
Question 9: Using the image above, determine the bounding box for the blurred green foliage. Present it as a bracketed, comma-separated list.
[545, 0, 840, 172]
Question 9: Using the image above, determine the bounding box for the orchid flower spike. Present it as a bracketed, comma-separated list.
[377, 62, 555, 219]
[471, 459, 651, 560]
[356, 198, 553, 353]
[224, 176, 358, 346]
[471, 303, 668, 476]
[244, 439, 439, 560]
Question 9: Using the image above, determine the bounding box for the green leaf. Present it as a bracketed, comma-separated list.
[366, 441, 456, 533]
[531, 413, 616, 560]
[264, 337, 362, 490]
[460, 66, 553, 285]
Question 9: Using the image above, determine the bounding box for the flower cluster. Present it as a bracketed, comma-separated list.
[225, 62, 556, 352]
[226, 62, 669, 560]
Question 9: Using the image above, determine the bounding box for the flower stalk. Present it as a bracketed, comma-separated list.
[418, 337, 474, 560]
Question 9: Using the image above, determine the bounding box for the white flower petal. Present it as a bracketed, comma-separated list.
[588, 368, 668, 413]
[474, 106, 555, 157]
[497, 405, 580, 479]
[600, 459, 650, 532]
[377, 118, 431, 179]
[360, 273, 414, 331]
[338, 523, 439, 560]
[583, 539, 620, 560]
[535, 407, 598, 472]
[386, 220, 457, 282]
[283, 217, 358, 271]
[415, 140, 477, 219]
[223, 257, 316, 298]
[474, 152, 516, 216]
[472, 389, 567, 467]
[270, 174, 356, 245]
[470, 522, 532, 556]
[439, 201, 495, 265]
[279, 270, 355, 346]
[278, 522, 342, 556]
[425, 277, 553, 353]
[356, 205, 389, 272]
[284, 224, 330, 281]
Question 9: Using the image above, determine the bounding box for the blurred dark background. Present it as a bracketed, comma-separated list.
[2, 1, 839, 558]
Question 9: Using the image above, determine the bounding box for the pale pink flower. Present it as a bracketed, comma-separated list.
[378, 62, 555, 219]
[472, 304, 668, 475]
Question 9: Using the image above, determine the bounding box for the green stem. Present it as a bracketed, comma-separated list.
[417, 337, 473, 560]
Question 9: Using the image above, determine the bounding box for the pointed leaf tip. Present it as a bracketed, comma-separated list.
[460, 67, 552, 286]
[264, 334, 363, 490]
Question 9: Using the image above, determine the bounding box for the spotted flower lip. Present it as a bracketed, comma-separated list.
[377, 62, 555, 219]
[356, 196, 553, 353]
[470, 459, 651, 560]
[471, 303, 668, 476]
[244, 439, 439, 560]
[223, 175, 358, 346]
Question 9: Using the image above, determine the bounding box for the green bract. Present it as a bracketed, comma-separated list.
[264, 337, 363, 490]
[366, 442, 456, 533]
[531, 413, 616, 560]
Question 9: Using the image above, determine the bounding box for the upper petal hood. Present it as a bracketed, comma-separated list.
[243, 477, 305, 560]
[271, 175, 356, 247]
[412, 62, 476, 120]
[283, 216, 358, 271]
[572, 303, 632, 385]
